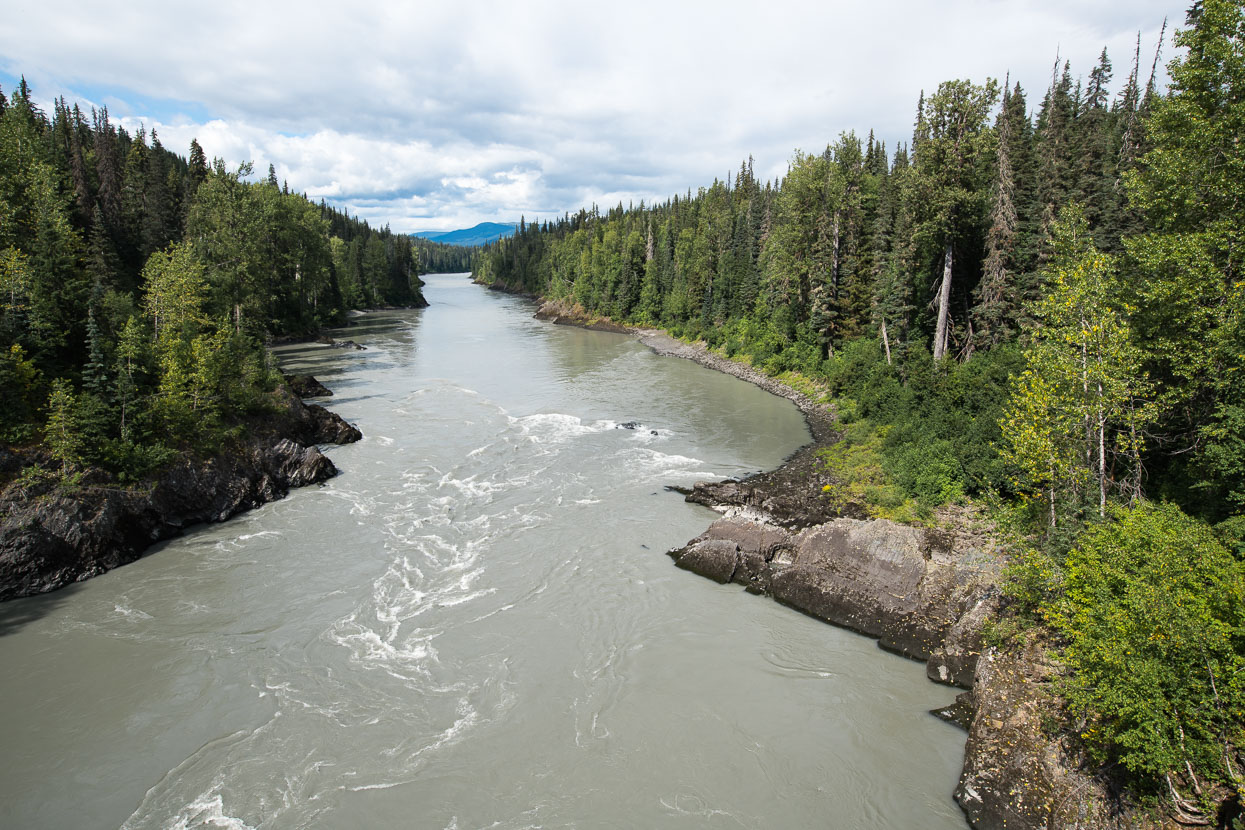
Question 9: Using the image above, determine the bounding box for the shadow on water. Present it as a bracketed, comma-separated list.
[0, 583, 83, 637]
[315, 393, 383, 407]
[278, 354, 398, 377]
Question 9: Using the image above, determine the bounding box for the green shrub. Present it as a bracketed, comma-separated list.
[0, 344, 42, 444]
[1051, 502, 1245, 788]
[883, 436, 965, 507]
[1001, 546, 1064, 617]
[863, 483, 906, 510]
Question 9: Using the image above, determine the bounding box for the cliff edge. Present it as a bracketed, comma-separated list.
[0, 379, 361, 601]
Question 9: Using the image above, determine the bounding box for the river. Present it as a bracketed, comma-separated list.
[0, 274, 967, 829]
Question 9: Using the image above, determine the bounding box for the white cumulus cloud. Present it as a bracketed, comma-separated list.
[1, 0, 1184, 232]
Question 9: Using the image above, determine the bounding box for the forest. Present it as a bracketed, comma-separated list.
[0, 80, 469, 478]
[474, 0, 1245, 810]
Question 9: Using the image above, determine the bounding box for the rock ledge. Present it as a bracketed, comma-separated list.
[0, 378, 361, 601]
[671, 514, 1001, 688]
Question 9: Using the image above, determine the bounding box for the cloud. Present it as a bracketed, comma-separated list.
[1, 0, 1185, 232]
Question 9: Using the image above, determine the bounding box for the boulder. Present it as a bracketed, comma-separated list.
[287, 374, 333, 398]
[670, 515, 1000, 684]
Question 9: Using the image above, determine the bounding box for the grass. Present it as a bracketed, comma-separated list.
[816, 418, 930, 524]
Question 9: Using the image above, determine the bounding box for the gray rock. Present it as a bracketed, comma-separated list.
[287, 373, 333, 398]
[955, 644, 1113, 830]
[0, 390, 362, 601]
[670, 515, 999, 685]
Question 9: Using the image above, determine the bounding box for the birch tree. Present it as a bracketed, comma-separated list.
[1000, 207, 1154, 525]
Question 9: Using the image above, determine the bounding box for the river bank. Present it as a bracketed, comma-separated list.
[0, 380, 362, 601]
[526, 294, 1168, 830]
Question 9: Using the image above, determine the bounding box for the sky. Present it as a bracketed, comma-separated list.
[1, 0, 1184, 234]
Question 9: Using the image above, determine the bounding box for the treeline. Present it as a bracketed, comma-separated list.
[476, 1, 1245, 807]
[472, 19, 1241, 527]
[473, 40, 1162, 505]
[0, 79, 431, 477]
[475, 43, 1157, 357]
[409, 235, 474, 273]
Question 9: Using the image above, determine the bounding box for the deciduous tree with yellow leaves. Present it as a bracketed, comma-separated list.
[1000, 206, 1155, 527]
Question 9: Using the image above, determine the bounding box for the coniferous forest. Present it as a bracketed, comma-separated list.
[475, 1, 1245, 804]
[0, 81, 470, 478]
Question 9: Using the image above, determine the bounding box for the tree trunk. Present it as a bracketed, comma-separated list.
[1129, 421, 1142, 503]
[1097, 382, 1107, 518]
[1049, 478, 1057, 529]
[881, 317, 892, 365]
[1082, 326, 1092, 483]
[933, 240, 953, 360]
[831, 212, 841, 294]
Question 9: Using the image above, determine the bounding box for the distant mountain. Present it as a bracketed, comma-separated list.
[411, 222, 517, 247]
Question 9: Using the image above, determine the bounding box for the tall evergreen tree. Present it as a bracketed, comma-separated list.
[909, 78, 999, 360]
[972, 81, 1022, 350]
[1122, 0, 1245, 519]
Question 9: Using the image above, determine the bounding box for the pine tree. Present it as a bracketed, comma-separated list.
[82, 287, 110, 399]
[92, 108, 123, 239]
[1034, 59, 1078, 255]
[184, 138, 208, 225]
[85, 204, 122, 292]
[66, 104, 93, 226]
[141, 130, 174, 257]
[872, 145, 916, 364]
[1074, 49, 1119, 239]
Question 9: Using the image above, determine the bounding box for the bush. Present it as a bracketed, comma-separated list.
[1050, 502, 1245, 788]
[817, 421, 926, 521]
[883, 436, 965, 506]
[1000, 546, 1064, 617]
[0, 344, 41, 444]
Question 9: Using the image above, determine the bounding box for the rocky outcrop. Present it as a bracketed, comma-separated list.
[268, 383, 363, 446]
[296, 402, 362, 444]
[287, 373, 333, 398]
[536, 290, 1187, 829]
[666, 438, 1156, 830]
[955, 641, 1123, 830]
[670, 515, 1001, 687]
[0, 382, 362, 601]
[533, 299, 631, 333]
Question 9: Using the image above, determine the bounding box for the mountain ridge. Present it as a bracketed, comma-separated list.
[411, 222, 516, 247]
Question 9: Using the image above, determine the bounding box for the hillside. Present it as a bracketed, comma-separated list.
[412, 221, 516, 247]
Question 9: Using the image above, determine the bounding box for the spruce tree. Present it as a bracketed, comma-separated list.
[92, 108, 123, 239]
[1122, 0, 1245, 519]
[141, 130, 174, 257]
[909, 79, 999, 360]
[972, 82, 1021, 350]
[184, 138, 208, 220]
[118, 128, 148, 267]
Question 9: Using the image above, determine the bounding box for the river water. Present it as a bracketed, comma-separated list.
[0, 274, 967, 829]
